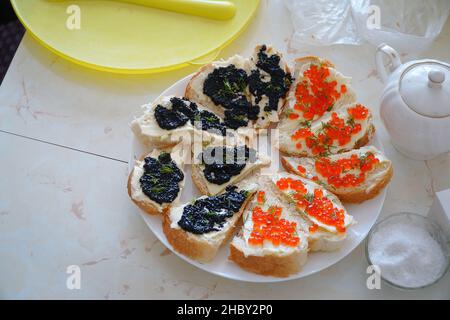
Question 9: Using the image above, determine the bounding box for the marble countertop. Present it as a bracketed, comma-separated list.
[0, 0, 449, 299]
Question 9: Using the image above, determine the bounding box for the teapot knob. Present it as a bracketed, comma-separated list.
[428, 70, 445, 86]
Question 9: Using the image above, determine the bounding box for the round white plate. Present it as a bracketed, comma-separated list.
[129, 74, 387, 283]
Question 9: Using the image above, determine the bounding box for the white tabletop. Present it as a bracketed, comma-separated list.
[0, 0, 449, 299]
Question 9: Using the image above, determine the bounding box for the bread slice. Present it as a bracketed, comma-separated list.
[271, 172, 355, 252]
[185, 55, 251, 120]
[131, 95, 235, 149]
[131, 96, 195, 149]
[281, 146, 393, 203]
[128, 148, 185, 215]
[280, 56, 356, 128]
[191, 143, 271, 196]
[279, 103, 375, 157]
[185, 44, 292, 130]
[247, 45, 292, 128]
[163, 186, 256, 263]
[229, 176, 308, 277]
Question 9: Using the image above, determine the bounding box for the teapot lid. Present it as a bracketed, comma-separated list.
[400, 61, 450, 118]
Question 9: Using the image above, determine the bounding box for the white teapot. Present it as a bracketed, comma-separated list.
[376, 44, 450, 160]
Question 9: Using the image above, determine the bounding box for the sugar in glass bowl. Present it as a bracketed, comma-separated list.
[366, 212, 449, 290]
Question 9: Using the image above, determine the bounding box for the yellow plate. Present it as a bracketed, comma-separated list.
[11, 0, 260, 74]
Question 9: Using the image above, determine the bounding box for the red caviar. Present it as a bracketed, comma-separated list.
[297, 165, 306, 174]
[248, 206, 300, 247]
[291, 128, 313, 141]
[348, 104, 369, 120]
[292, 64, 346, 121]
[291, 105, 370, 156]
[314, 152, 380, 188]
[309, 224, 319, 233]
[289, 112, 299, 120]
[257, 191, 266, 204]
[275, 177, 346, 233]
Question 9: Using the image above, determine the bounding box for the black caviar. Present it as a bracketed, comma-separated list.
[178, 186, 250, 234]
[154, 103, 189, 130]
[139, 152, 184, 204]
[154, 97, 227, 136]
[203, 65, 256, 129]
[192, 110, 226, 136]
[199, 145, 256, 185]
[248, 45, 293, 112]
[202, 46, 293, 128]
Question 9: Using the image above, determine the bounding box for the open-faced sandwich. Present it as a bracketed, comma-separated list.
[279, 103, 375, 157]
[281, 56, 356, 126]
[272, 173, 355, 252]
[185, 45, 292, 130]
[192, 143, 271, 196]
[163, 185, 256, 263]
[281, 146, 393, 203]
[128, 149, 185, 215]
[131, 95, 235, 149]
[229, 176, 309, 277]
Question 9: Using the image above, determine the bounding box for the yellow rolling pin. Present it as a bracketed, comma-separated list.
[48, 0, 237, 20]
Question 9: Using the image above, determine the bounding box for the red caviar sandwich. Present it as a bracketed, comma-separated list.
[229, 176, 308, 277]
[281, 146, 393, 203]
[272, 173, 355, 252]
[278, 56, 374, 157]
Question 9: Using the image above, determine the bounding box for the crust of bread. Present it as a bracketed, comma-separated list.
[185, 63, 212, 104]
[127, 169, 165, 215]
[294, 56, 335, 69]
[337, 164, 393, 203]
[280, 156, 299, 175]
[355, 124, 375, 149]
[191, 164, 211, 195]
[228, 243, 304, 278]
[145, 138, 182, 150]
[162, 192, 255, 263]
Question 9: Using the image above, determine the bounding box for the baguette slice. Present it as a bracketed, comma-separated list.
[192, 143, 271, 196]
[185, 54, 251, 121]
[281, 146, 393, 203]
[185, 45, 292, 130]
[229, 176, 308, 277]
[247, 45, 292, 128]
[163, 186, 256, 263]
[279, 103, 375, 157]
[128, 148, 185, 215]
[271, 172, 355, 252]
[280, 56, 356, 128]
[131, 95, 232, 149]
[131, 96, 195, 149]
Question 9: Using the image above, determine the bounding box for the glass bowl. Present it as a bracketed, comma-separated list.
[365, 212, 450, 290]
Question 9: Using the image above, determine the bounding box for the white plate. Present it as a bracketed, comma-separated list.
[129, 74, 387, 283]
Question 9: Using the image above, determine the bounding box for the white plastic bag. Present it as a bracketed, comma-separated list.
[284, 0, 450, 53]
[352, 0, 450, 53]
[284, 0, 361, 46]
